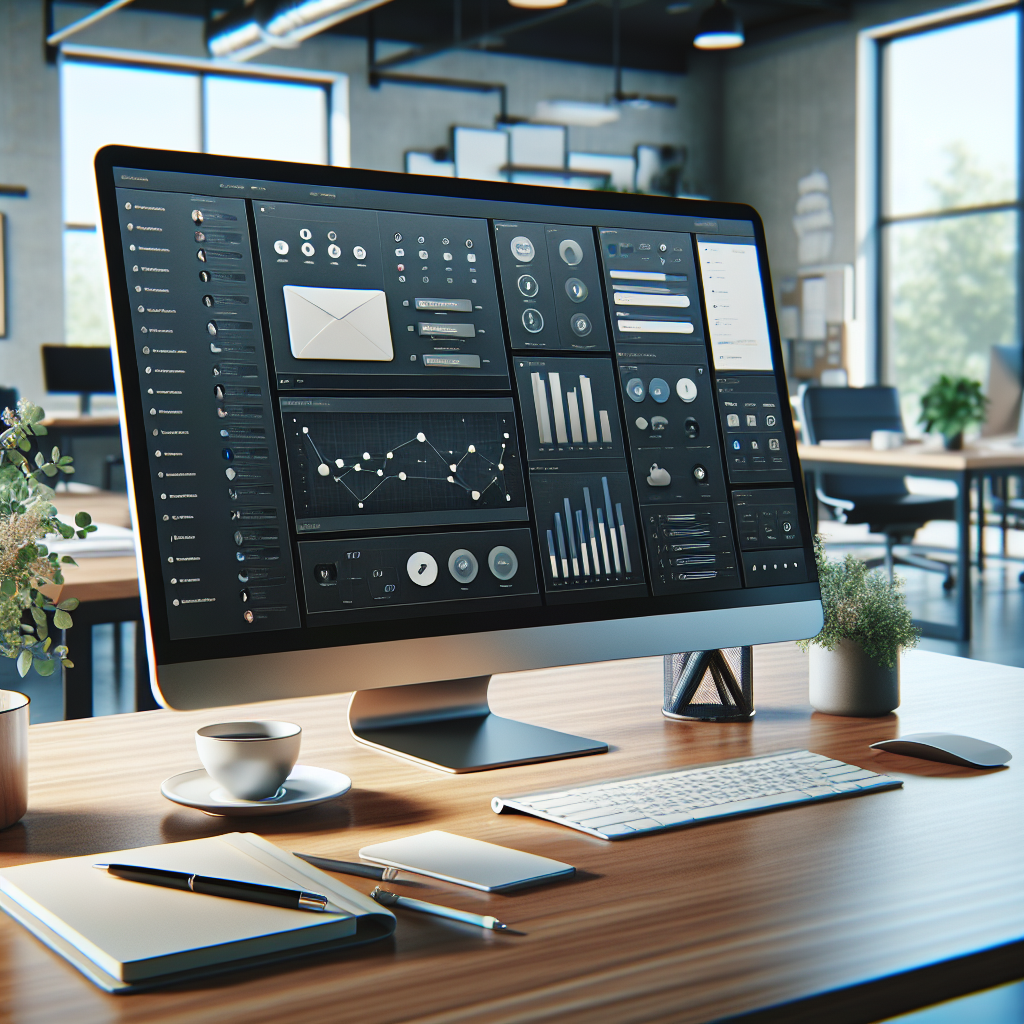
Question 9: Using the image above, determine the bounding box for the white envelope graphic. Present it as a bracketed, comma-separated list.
[283, 285, 394, 362]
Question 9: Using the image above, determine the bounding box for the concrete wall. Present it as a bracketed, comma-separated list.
[0, 2, 719, 408]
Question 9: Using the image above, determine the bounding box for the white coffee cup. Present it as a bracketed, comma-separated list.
[195, 721, 301, 801]
[871, 429, 905, 450]
[0, 690, 29, 830]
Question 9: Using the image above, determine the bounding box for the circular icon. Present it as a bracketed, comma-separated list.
[510, 235, 535, 262]
[635, 416, 649, 430]
[418, 236, 425, 244]
[684, 416, 700, 439]
[327, 231, 337, 241]
[692, 464, 708, 482]
[676, 377, 697, 402]
[649, 378, 670, 403]
[207, 321, 217, 336]
[406, 551, 438, 587]
[202, 295, 214, 307]
[196, 249, 206, 262]
[191, 209, 203, 225]
[353, 245, 367, 259]
[301, 242, 315, 257]
[274, 240, 289, 255]
[565, 277, 588, 302]
[465, 239, 473, 248]
[328, 244, 341, 259]
[558, 238, 584, 266]
[782, 521, 793, 533]
[488, 546, 518, 581]
[199, 271, 210, 282]
[394, 232, 403, 242]
[659, 243, 667, 252]
[442, 237, 450, 246]
[522, 309, 544, 333]
[625, 377, 646, 403]
[194, 230, 204, 242]
[570, 313, 592, 337]
[299, 228, 312, 240]
[443, 252, 453, 262]
[517, 274, 539, 298]
[448, 549, 479, 583]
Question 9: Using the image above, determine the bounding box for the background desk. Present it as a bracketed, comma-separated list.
[797, 438, 1024, 641]
[0, 645, 1020, 1023]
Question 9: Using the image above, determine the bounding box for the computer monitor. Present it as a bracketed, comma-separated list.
[41, 344, 116, 415]
[95, 145, 822, 772]
[983, 343, 1023, 438]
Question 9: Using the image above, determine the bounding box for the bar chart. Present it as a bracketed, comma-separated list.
[529, 472, 644, 591]
[515, 357, 622, 458]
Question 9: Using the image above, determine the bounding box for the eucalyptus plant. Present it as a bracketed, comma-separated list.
[918, 374, 987, 443]
[1, 400, 95, 678]
[798, 536, 920, 669]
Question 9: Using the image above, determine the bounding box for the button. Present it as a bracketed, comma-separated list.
[273, 240, 289, 255]
[353, 245, 367, 259]
[395, 248, 405, 256]
[369, 566, 399, 598]
[314, 563, 337, 583]
[558, 238, 584, 266]
[443, 252, 453, 261]
[327, 244, 341, 258]
[488, 546, 518, 580]
[510, 236, 535, 261]
[301, 242, 314, 257]
[565, 277, 588, 302]
[466, 253, 477, 263]
[299, 228, 312, 240]
[522, 309, 544, 333]
[727, 413, 740, 427]
[418, 249, 428, 259]
[570, 313, 592, 337]
[693, 465, 708, 482]
[649, 378, 670, 403]
[518, 274, 539, 297]
[647, 464, 671, 486]
[406, 551, 438, 587]
[635, 416, 649, 430]
[765, 414, 777, 427]
[684, 417, 699, 439]
[328, 231, 337, 241]
[625, 378, 646, 403]
[395, 232, 403, 242]
[746, 414, 758, 427]
[676, 377, 697, 402]
[448, 548, 479, 583]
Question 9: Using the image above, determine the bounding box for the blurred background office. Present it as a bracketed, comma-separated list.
[0, 0, 1021, 723]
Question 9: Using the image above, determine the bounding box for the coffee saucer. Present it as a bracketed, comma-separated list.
[160, 765, 351, 817]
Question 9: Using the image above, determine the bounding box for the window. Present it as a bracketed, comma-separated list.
[60, 53, 345, 346]
[879, 8, 1020, 430]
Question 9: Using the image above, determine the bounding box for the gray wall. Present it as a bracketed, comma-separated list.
[0, 2, 720, 407]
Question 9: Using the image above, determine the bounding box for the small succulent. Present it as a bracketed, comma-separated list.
[1, 400, 95, 677]
[798, 536, 920, 669]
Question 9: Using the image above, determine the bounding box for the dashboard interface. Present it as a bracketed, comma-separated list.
[98, 150, 815, 660]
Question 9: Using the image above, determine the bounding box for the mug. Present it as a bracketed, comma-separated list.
[871, 429, 905, 450]
[195, 721, 301, 801]
[0, 691, 29, 830]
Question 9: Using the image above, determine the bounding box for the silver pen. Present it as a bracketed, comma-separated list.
[371, 887, 510, 931]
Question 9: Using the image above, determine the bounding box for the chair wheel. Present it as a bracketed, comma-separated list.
[943, 575, 956, 591]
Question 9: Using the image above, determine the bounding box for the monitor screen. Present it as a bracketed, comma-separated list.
[96, 146, 821, 751]
[42, 345, 116, 396]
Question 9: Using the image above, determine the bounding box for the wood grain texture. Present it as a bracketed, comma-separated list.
[797, 439, 1024, 472]
[0, 645, 1020, 1023]
[41, 416, 120, 430]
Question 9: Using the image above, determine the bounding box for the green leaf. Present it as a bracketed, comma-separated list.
[61, 555, 77, 565]
[17, 438, 30, 452]
[34, 658, 56, 677]
[53, 609, 73, 630]
[17, 650, 32, 677]
[42, 464, 57, 477]
[51, 447, 60, 462]
[0, 578, 15, 598]
[61, 659, 74, 669]
[33, 451, 44, 469]
[58, 456, 73, 466]
[62, 465, 75, 474]
[74, 511, 92, 527]
[57, 597, 79, 611]
[30, 606, 46, 626]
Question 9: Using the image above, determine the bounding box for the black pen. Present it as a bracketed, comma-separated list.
[93, 863, 331, 912]
[292, 853, 399, 881]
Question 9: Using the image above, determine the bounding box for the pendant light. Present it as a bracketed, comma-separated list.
[693, 0, 744, 50]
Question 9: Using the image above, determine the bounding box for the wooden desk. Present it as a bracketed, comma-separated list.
[0, 645, 1020, 1023]
[39, 493, 150, 720]
[798, 438, 1024, 641]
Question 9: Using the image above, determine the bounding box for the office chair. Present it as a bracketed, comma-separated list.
[0, 387, 18, 414]
[801, 385, 956, 588]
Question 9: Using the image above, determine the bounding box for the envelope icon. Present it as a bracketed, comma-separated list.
[283, 285, 394, 362]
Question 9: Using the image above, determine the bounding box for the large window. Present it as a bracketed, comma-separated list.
[879, 8, 1020, 430]
[60, 53, 345, 346]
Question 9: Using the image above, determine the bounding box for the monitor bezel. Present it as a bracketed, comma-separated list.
[95, 144, 821, 695]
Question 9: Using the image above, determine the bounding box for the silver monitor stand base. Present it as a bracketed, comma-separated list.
[348, 676, 607, 773]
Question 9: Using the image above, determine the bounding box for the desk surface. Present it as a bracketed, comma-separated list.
[798, 437, 1024, 471]
[0, 645, 1021, 1023]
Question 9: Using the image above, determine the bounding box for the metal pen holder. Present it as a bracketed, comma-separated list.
[663, 648, 754, 721]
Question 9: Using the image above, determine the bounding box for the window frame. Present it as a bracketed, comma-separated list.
[856, 0, 1023, 387]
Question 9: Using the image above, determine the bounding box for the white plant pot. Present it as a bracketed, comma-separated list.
[808, 639, 900, 717]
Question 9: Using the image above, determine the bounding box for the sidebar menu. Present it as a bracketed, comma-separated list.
[115, 189, 300, 640]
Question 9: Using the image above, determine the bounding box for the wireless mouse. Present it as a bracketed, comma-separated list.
[870, 733, 1011, 768]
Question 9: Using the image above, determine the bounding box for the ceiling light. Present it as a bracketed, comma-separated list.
[693, 0, 743, 49]
[508, 0, 568, 9]
[534, 99, 620, 127]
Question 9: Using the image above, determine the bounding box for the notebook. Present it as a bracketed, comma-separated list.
[0, 832, 395, 993]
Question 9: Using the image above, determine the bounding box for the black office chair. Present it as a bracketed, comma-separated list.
[0, 387, 18, 416]
[801, 385, 956, 587]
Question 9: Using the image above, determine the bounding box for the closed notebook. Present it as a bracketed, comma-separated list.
[0, 832, 395, 992]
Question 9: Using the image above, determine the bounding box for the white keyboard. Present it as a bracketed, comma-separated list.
[491, 749, 901, 840]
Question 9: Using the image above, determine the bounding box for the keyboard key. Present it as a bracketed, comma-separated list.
[690, 791, 808, 818]
[801, 786, 838, 797]
[651, 811, 695, 826]
[575, 809, 640, 827]
[597, 823, 636, 836]
[620, 819, 663, 831]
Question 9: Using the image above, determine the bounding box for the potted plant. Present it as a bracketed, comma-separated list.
[918, 374, 987, 450]
[1, 400, 94, 680]
[799, 537, 919, 716]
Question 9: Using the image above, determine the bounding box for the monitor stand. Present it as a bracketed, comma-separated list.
[348, 676, 607, 773]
